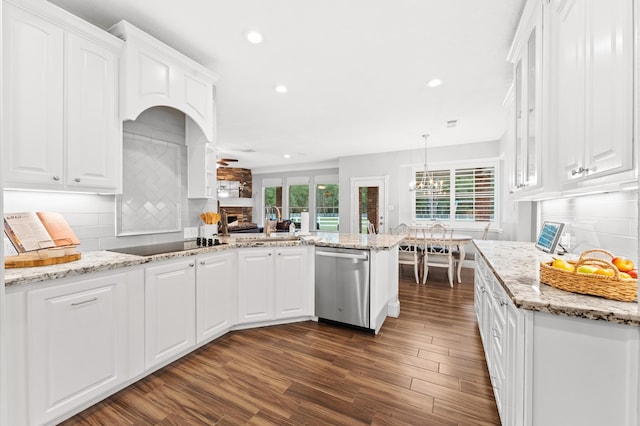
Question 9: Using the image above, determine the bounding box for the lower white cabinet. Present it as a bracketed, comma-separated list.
[196, 251, 237, 343]
[475, 254, 639, 426]
[25, 273, 130, 426]
[144, 258, 197, 370]
[238, 246, 313, 324]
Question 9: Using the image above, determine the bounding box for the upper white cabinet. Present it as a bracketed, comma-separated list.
[108, 20, 219, 142]
[2, 0, 123, 193]
[507, 0, 544, 195]
[549, 0, 634, 188]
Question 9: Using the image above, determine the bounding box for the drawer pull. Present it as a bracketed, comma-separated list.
[71, 297, 97, 307]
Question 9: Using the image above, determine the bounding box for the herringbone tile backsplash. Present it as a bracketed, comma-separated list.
[117, 132, 182, 235]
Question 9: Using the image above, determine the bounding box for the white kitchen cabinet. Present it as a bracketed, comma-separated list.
[108, 20, 219, 143]
[2, 0, 123, 193]
[237, 248, 275, 324]
[196, 251, 237, 343]
[275, 247, 311, 319]
[25, 273, 129, 426]
[186, 116, 217, 199]
[238, 246, 313, 325]
[475, 254, 525, 425]
[144, 258, 197, 370]
[551, 0, 633, 187]
[475, 252, 638, 426]
[507, 0, 543, 195]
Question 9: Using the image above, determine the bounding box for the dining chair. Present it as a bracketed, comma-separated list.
[398, 227, 424, 284]
[424, 222, 454, 287]
[367, 220, 376, 234]
[481, 222, 491, 240]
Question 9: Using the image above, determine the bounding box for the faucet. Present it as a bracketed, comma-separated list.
[265, 205, 281, 236]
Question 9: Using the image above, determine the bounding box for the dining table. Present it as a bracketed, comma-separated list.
[406, 229, 474, 283]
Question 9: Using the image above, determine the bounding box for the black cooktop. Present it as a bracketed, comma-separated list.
[107, 240, 201, 256]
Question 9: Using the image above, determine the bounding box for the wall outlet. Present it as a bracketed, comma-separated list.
[184, 227, 198, 239]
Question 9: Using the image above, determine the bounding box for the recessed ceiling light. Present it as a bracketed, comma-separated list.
[246, 30, 263, 44]
[427, 78, 443, 88]
[283, 154, 291, 159]
[274, 85, 288, 93]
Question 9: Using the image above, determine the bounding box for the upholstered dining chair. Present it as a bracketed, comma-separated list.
[397, 226, 424, 284]
[424, 222, 454, 287]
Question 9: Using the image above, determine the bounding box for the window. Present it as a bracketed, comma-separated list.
[316, 183, 339, 231]
[288, 184, 309, 227]
[414, 164, 496, 227]
[264, 185, 282, 220]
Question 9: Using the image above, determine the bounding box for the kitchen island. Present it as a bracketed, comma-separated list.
[474, 240, 639, 426]
[4, 232, 403, 426]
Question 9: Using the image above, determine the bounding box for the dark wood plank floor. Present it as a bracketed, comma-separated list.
[62, 267, 499, 425]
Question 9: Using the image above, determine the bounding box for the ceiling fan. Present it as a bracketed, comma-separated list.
[216, 157, 239, 167]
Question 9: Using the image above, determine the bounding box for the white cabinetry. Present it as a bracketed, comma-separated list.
[196, 251, 237, 343]
[475, 255, 525, 425]
[275, 247, 311, 319]
[550, 0, 633, 187]
[475, 252, 638, 425]
[144, 258, 197, 370]
[507, 0, 543, 195]
[108, 20, 219, 142]
[24, 273, 130, 426]
[187, 117, 217, 199]
[2, 0, 123, 193]
[238, 246, 313, 325]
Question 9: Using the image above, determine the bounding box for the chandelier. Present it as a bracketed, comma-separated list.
[409, 134, 442, 194]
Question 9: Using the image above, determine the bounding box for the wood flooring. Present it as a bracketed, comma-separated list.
[62, 267, 499, 425]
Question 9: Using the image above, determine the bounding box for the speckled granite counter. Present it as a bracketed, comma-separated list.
[311, 232, 404, 250]
[473, 240, 640, 325]
[4, 232, 403, 288]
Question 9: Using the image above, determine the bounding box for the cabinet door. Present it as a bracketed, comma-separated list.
[66, 32, 121, 191]
[237, 249, 274, 324]
[196, 251, 237, 343]
[275, 247, 310, 319]
[2, 3, 64, 189]
[556, 0, 587, 183]
[27, 273, 128, 425]
[585, 0, 633, 178]
[145, 259, 196, 370]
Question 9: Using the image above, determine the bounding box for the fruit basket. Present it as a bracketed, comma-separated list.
[539, 249, 638, 302]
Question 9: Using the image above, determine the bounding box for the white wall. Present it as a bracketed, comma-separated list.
[337, 140, 506, 236]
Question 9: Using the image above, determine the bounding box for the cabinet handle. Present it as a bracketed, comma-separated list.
[52, 176, 60, 181]
[71, 297, 97, 307]
[74, 177, 81, 182]
[499, 300, 508, 307]
[571, 166, 590, 176]
[268, 253, 272, 256]
[189, 263, 195, 267]
[200, 261, 205, 265]
[492, 328, 501, 339]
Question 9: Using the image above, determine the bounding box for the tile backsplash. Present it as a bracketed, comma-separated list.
[539, 190, 638, 261]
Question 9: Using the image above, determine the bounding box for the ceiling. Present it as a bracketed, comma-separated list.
[48, 0, 526, 172]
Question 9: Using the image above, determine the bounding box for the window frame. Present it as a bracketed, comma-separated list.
[411, 159, 500, 230]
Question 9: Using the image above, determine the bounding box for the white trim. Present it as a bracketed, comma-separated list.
[262, 177, 283, 187]
[285, 176, 309, 186]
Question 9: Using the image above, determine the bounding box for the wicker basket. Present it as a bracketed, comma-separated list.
[539, 249, 638, 302]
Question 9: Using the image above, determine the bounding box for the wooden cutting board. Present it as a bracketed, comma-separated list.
[5, 253, 81, 269]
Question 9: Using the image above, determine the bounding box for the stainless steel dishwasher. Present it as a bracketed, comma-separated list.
[315, 247, 370, 329]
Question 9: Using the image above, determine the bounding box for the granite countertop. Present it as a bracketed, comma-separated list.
[473, 240, 640, 325]
[4, 232, 404, 287]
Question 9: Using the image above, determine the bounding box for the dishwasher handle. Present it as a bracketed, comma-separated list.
[316, 250, 368, 261]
